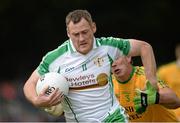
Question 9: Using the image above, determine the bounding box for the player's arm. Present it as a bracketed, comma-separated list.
[23, 70, 61, 107]
[159, 87, 180, 109]
[134, 81, 180, 113]
[128, 39, 158, 90]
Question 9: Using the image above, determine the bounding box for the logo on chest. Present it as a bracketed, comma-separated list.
[67, 73, 109, 90]
[96, 73, 108, 86]
[93, 57, 104, 67]
[65, 67, 75, 72]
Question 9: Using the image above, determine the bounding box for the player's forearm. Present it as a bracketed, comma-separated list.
[162, 103, 180, 109]
[23, 71, 39, 106]
[141, 42, 158, 89]
[159, 88, 180, 109]
[129, 39, 158, 89]
[23, 81, 38, 106]
[141, 44, 156, 74]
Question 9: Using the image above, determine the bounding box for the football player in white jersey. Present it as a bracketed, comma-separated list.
[23, 9, 158, 122]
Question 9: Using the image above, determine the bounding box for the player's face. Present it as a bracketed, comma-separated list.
[67, 18, 96, 54]
[112, 57, 131, 79]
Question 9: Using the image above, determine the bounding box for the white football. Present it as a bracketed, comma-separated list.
[36, 72, 69, 116]
[36, 72, 69, 96]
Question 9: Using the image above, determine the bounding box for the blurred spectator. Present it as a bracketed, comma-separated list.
[0, 80, 65, 122]
[157, 43, 180, 120]
[1, 82, 17, 100]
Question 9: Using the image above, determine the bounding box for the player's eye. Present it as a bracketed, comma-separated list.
[82, 30, 88, 35]
[73, 33, 79, 37]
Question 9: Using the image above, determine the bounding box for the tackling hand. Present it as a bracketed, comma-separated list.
[133, 81, 159, 114]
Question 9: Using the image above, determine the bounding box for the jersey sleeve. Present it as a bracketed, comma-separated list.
[98, 37, 131, 56]
[110, 37, 130, 56]
[36, 42, 69, 76]
[116, 38, 130, 56]
[36, 56, 50, 76]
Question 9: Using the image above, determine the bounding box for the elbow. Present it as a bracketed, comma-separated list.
[128, 39, 153, 57]
[141, 42, 153, 53]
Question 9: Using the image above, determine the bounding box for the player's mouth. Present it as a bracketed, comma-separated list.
[114, 68, 121, 75]
[80, 43, 88, 47]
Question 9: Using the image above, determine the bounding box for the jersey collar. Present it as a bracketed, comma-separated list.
[68, 37, 98, 54]
[116, 66, 135, 84]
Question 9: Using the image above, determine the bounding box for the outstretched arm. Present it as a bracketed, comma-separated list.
[128, 39, 158, 89]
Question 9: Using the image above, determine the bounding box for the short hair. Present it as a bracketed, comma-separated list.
[65, 9, 93, 26]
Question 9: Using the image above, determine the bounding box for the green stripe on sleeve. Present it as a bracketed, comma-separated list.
[37, 43, 68, 75]
[97, 37, 130, 56]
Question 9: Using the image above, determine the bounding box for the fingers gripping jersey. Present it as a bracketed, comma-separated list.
[37, 37, 130, 122]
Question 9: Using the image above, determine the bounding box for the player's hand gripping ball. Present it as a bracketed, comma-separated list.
[36, 72, 69, 116]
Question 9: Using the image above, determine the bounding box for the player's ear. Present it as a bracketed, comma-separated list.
[66, 27, 70, 38]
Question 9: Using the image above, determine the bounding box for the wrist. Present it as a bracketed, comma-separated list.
[32, 96, 40, 107]
[147, 80, 158, 91]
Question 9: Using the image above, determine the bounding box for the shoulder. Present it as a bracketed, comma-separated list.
[158, 62, 176, 73]
[134, 66, 145, 75]
[96, 37, 130, 55]
[42, 40, 69, 63]
[96, 37, 129, 45]
[158, 61, 176, 69]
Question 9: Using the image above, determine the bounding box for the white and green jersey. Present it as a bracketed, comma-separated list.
[37, 37, 130, 122]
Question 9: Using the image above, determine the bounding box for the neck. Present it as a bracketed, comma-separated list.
[118, 65, 133, 82]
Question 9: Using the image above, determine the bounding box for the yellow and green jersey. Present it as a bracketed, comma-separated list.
[158, 62, 180, 120]
[113, 66, 178, 122]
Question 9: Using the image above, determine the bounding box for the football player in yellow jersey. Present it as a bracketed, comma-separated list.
[158, 43, 180, 120]
[112, 56, 180, 122]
